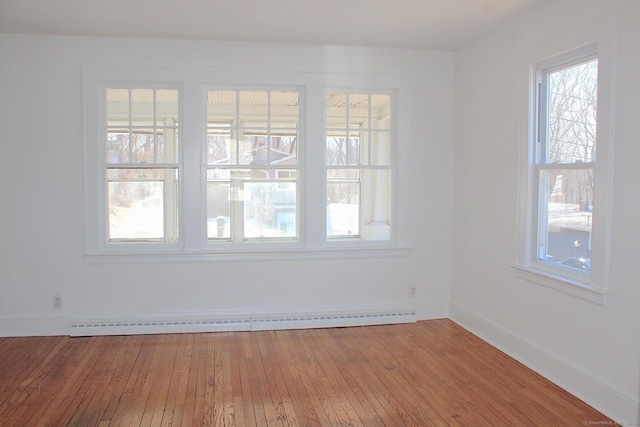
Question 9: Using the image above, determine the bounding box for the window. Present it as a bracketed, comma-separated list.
[535, 53, 598, 272]
[206, 90, 300, 243]
[515, 25, 615, 304]
[83, 66, 411, 260]
[105, 87, 180, 244]
[325, 93, 393, 241]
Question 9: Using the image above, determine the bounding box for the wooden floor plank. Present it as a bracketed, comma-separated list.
[183, 332, 208, 426]
[0, 320, 612, 426]
[100, 334, 145, 424]
[12, 336, 104, 427]
[159, 333, 192, 426]
[232, 332, 260, 427]
[0, 336, 68, 424]
[61, 336, 129, 427]
[259, 331, 304, 427]
[269, 331, 323, 427]
[304, 328, 380, 426]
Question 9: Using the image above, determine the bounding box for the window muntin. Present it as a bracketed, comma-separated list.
[536, 55, 598, 273]
[105, 87, 180, 243]
[325, 93, 393, 241]
[206, 89, 300, 242]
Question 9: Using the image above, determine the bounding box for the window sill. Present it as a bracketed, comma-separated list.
[511, 264, 608, 306]
[84, 245, 413, 264]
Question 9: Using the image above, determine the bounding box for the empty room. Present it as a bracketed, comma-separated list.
[1, 0, 639, 425]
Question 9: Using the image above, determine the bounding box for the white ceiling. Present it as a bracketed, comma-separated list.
[0, 0, 556, 50]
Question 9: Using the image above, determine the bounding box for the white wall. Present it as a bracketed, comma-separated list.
[0, 35, 454, 333]
[452, 0, 640, 422]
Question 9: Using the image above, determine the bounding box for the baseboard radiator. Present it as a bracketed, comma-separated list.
[69, 307, 417, 337]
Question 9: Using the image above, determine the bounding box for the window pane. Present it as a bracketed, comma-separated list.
[107, 88, 179, 164]
[208, 90, 236, 118]
[156, 127, 179, 163]
[107, 131, 130, 163]
[538, 168, 593, 271]
[269, 130, 297, 165]
[106, 89, 129, 127]
[244, 181, 297, 239]
[349, 93, 370, 129]
[239, 133, 267, 165]
[369, 131, 391, 166]
[207, 125, 233, 164]
[207, 169, 298, 241]
[361, 169, 391, 218]
[326, 133, 359, 166]
[155, 89, 179, 125]
[326, 93, 347, 127]
[270, 91, 299, 125]
[239, 91, 268, 127]
[129, 131, 155, 163]
[131, 89, 154, 127]
[327, 169, 360, 237]
[371, 94, 391, 130]
[107, 168, 178, 241]
[238, 130, 298, 166]
[547, 59, 598, 163]
[207, 179, 231, 239]
[155, 90, 179, 162]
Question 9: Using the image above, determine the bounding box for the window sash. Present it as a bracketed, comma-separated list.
[206, 168, 299, 242]
[325, 92, 394, 241]
[104, 86, 182, 245]
[534, 53, 598, 274]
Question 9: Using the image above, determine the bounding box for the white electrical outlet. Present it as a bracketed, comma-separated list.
[410, 286, 417, 298]
[54, 294, 62, 309]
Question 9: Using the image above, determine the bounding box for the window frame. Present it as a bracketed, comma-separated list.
[204, 87, 303, 247]
[83, 66, 413, 262]
[514, 19, 616, 305]
[103, 85, 183, 248]
[324, 90, 397, 244]
[534, 48, 597, 278]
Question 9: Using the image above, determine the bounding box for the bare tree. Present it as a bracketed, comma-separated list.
[547, 59, 597, 209]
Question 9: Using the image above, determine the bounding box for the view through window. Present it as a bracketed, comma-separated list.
[206, 90, 300, 242]
[325, 93, 393, 241]
[536, 57, 598, 271]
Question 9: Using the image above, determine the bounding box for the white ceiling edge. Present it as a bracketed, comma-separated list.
[0, 0, 558, 50]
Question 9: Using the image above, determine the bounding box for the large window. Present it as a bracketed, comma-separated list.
[84, 67, 411, 260]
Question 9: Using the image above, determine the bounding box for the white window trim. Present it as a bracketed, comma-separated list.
[514, 16, 617, 305]
[83, 66, 413, 262]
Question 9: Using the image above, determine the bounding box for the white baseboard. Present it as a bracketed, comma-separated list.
[449, 302, 640, 424]
[67, 305, 418, 336]
[2, 300, 452, 338]
[0, 316, 70, 337]
[69, 314, 252, 336]
[414, 298, 449, 320]
[250, 307, 417, 331]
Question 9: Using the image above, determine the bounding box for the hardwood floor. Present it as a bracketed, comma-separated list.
[0, 319, 610, 426]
